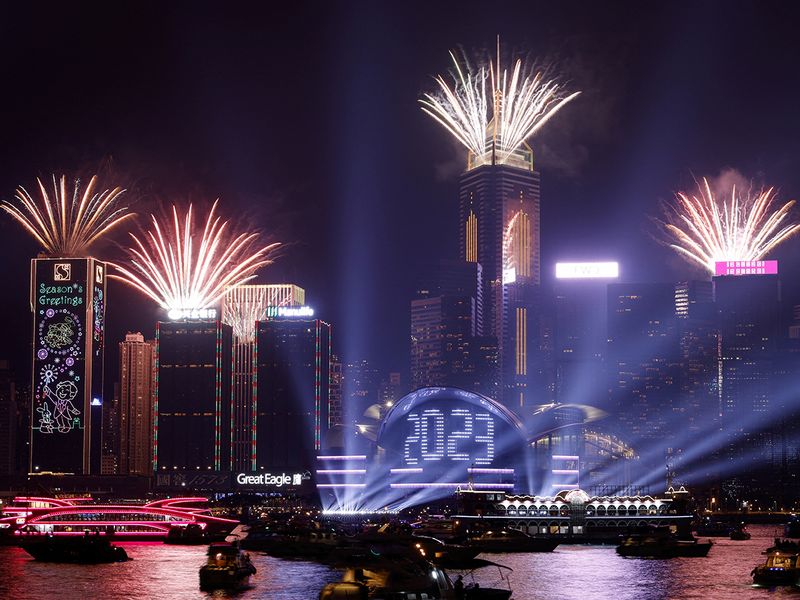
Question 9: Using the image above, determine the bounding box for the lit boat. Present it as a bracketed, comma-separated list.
[752, 549, 800, 587]
[1, 496, 239, 541]
[199, 542, 256, 590]
[616, 527, 712, 558]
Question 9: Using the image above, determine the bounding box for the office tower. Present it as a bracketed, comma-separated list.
[100, 383, 120, 475]
[342, 359, 380, 429]
[155, 319, 233, 472]
[329, 357, 343, 427]
[410, 260, 498, 399]
[0, 361, 16, 475]
[118, 333, 156, 475]
[255, 316, 331, 470]
[553, 268, 616, 406]
[459, 147, 542, 411]
[29, 258, 107, 474]
[607, 283, 681, 468]
[221, 284, 305, 471]
[379, 372, 402, 407]
[714, 272, 783, 498]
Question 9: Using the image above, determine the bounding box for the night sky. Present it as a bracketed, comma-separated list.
[2, 1, 800, 385]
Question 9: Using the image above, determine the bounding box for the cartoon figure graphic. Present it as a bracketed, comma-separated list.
[44, 380, 80, 433]
[44, 316, 76, 349]
[36, 403, 54, 433]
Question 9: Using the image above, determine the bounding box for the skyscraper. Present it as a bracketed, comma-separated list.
[221, 284, 305, 471]
[118, 332, 155, 475]
[0, 360, 16, 475]
[459, 146, 542, 411]
[255, 316, 331, 470]
[29, 258, 107, 474]
[155, 319, 232, 472]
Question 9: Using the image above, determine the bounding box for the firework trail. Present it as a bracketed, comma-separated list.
[1, 175, 130, 257]
[111, 201, 280, 314]
[659, 177, 800, 274]
[421, 41, 580, 165]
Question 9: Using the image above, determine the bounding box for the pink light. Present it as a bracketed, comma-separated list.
[390, 483, 514, 489]
[316, 455, 367, 461]
[551, 455, 579, 460]
[389, 468, 424, 473]
[316, 469, 367, 474]
[714, 260, 778, 276]
[316, 483, 367, 488]
[551, 469, 580, 475]
[551, 483, 580, 488]
[467, 468, 515, 474]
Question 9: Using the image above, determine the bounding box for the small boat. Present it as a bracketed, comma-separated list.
[449, 558, 514, 599]
[199, 542, 256, 590]
[695, 517, 731, 537]
[18, 532, 130, 563]
[164, 523, 209, 545]
[616, 527, 712, 558]
[752, 549, 800, 587]
[729, 523, 751, 541]
[465, 528, 559, 553]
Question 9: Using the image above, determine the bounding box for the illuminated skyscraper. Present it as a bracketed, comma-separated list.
[29, 258, 107, 474]
[155, 319, 232, 472]
[255, 315, 331, 470]
[221, 284, 305, 470]
[459, 145, 541, 411]
[118, 332, 155, 475]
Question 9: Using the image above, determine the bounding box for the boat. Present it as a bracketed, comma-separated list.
[695, 517, 731, 537]
[164, 523, 211, 545]
[18, 532, 130, 563]
[785, 515, 800, 538]
[449, 558, 514, 599]
[616, 527, 712, 558]
[199, 542, 256, 590]
[464, 528, 559, 553]
[729, 523, 751, 541]
[751, 549, 800, 587]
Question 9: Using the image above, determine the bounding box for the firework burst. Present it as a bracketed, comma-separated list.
[421, 41, 580, 165]
[659, 178, 800, 274]
[1, 174, 131, 257]
[111, 201, 280, 314]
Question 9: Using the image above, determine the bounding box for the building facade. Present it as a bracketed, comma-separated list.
[118, 332, 155, 475]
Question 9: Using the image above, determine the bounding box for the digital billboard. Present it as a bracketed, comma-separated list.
[714, 260, 778, 276]
[30, 258, 106, 474]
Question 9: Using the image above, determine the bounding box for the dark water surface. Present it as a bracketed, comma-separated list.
[0, 526, 797, 600]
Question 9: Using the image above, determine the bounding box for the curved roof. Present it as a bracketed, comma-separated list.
[377, 386, 526, 442]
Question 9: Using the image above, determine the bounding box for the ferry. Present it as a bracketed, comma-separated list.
[451, 486, 695, 544]
[0, 496, 239, 541]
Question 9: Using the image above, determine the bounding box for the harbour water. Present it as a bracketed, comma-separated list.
[0, 525, 795, 600]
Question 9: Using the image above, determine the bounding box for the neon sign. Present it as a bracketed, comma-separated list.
[403, 408, 495, 466]
[555, 261, 619, 279]
[714, 260, 778, 276]
[235, 472, 306, 487]
[167, 307, 218, 320]
[265, 305, 314, 318]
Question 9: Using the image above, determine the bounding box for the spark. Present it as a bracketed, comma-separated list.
[222, 285, 298, 341]
[1, 175, 131, 257]
[421, 41, 580, 165]
[659, 178, 800, 274]
[111, 201, 280, 313]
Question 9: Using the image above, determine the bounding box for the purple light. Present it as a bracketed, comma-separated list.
[316, 483, 367, 488]
[316, 455, 367, 461]
[552, 455, 580, 460]
[316, 469, 367, 475]
[467, 468, 515, 474]
[390, 482, 514, 489]
[551, 469, 580, 475]
[551, 483, 580, 489]
[389, 468, 424, 473]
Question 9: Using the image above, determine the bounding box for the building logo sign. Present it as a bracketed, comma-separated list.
[167, 307, 218, 320]
[555, 262, 619, 279]
[54, 263, 72, 281]
[714, 260, 778, 276]
[235, 472, 308, 487]
[265, 305, 314, 318]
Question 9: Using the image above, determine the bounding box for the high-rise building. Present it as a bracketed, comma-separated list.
[0, 360, 16, 475]
[100, 383, 120, 475]
[29, 258, 107, 474]
[118, 332, 155, 475]
[255, 316, 331, 470]
[342, 359, 380, 430]
[329, 356, 343, 427]
[155, 319, 232, 472]
[221, 284, 305, 471]
[607, 283, 681, 473]
[458, 147, 542, 411]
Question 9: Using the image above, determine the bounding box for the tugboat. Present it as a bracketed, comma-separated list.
[616, 527, 712, 558]
[752, 548, 800, 587]
[18, 532, 130, 563]
[199, 542, 256, 590]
